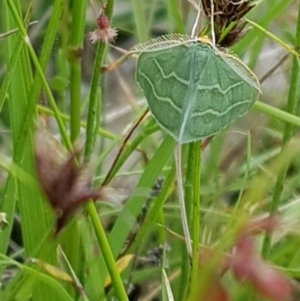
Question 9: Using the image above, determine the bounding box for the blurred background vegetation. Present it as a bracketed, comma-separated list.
[0, 0, 300, 300]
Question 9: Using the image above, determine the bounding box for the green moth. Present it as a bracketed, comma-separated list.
[135, 34, 261, 144]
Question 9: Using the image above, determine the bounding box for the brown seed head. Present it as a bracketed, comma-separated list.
[35, 130, 103, 234]
[89, 3, 117, 44]
[201, 0, 256, 46]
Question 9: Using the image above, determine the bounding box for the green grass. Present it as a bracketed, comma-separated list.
[0, 0, 300, 300]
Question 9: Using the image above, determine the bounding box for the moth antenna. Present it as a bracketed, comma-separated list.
[192, 2, 202, 38]
[88, 0, 98, 20]
[189, 0, 202, 38]
[210, 0, 216, 45]
[187, 0, 199, 10]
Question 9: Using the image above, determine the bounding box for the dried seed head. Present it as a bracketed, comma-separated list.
[201, 0, 256, 46]
[218, 22, 248, 47]
[35, 130, 103, 234]
[97, 13, 110, 30]
[89, 4, 118, 44]
[202, 0, 255, 25]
